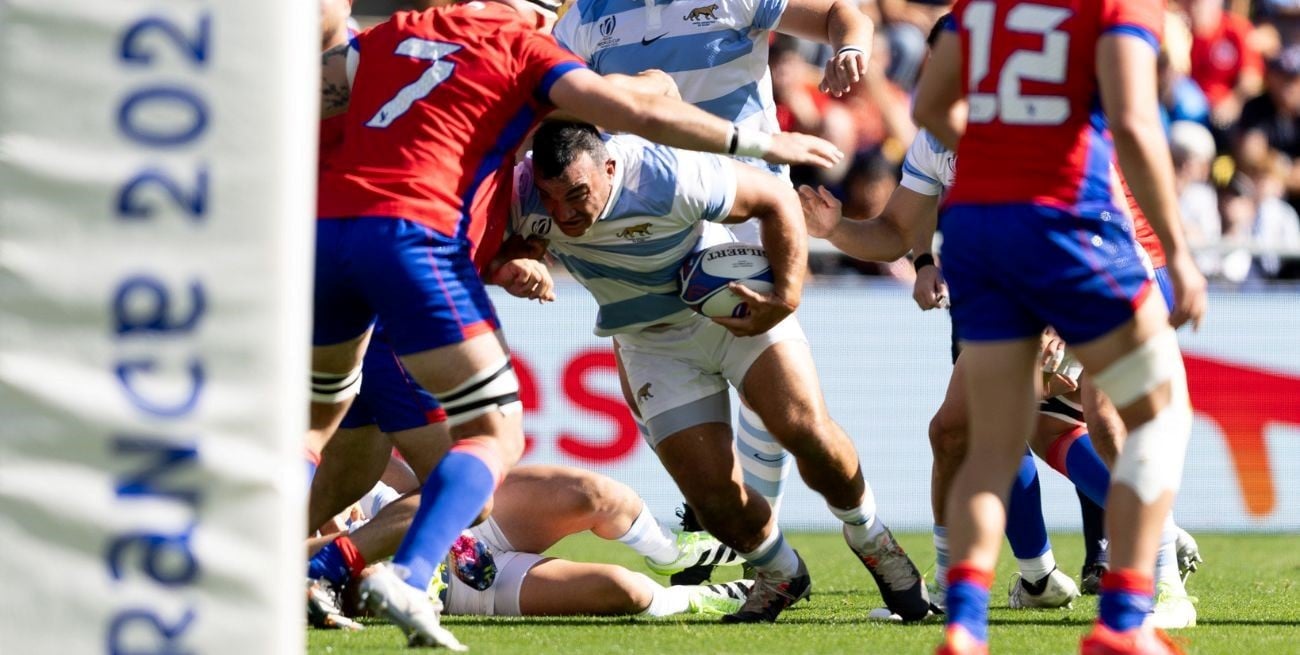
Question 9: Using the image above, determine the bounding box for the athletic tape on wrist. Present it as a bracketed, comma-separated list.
[732, 127, 773, 159]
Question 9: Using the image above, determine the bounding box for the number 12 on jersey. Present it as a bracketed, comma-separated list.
[963, 2, 1072, 126]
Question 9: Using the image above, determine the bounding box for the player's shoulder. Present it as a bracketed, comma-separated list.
[406, 2, 537, 41]
[564, 0, 636, 26]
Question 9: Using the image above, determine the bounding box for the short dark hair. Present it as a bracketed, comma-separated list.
[927, 13, 953, 49]
[532, 120, 608, 179]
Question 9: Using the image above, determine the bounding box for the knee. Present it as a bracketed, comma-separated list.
[763, 408, 836, 456]
[928, 412, 967, 465]
[603, 568, 655, 615]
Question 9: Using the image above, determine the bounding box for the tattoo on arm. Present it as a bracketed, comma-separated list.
[322, 44, 351, 116]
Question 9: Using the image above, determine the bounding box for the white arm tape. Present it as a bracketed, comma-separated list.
[732, 127, 773, 159]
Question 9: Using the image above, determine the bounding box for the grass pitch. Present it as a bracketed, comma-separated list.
[309, 532, 1299, 654]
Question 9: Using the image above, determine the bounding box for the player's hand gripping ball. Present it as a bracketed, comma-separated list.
[679, 243, 775, 318]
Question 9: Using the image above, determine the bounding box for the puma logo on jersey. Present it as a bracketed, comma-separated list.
[684, 4, 719, 21]
[616, 222, 652, 240]
[636, 383, 654, 404]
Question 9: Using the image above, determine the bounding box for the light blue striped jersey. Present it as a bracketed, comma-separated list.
[899, 129, 955, 197]
[552, 0, 788, 175]
[511, 134, 739, 336]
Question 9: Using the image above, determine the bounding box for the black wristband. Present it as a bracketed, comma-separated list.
[727, 125, 740, 155]
[913, 253, 936, 272]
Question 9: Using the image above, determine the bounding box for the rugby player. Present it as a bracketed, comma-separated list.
[346, 465, 752, 619]
[507, 121, 931, 624]
[552, 0, 876, 581]
[913, 1, 1207, 652]
[311, 1, 841, 647]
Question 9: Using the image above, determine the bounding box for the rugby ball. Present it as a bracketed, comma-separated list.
[679, 243, 774, 318]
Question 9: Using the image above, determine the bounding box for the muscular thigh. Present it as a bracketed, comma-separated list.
[615, 324, 731, 446]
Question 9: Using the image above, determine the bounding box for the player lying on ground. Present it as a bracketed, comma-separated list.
[312, 464, 751, 622]
[506, 120, 931, 624]
[305, 332, 744, 627]
[310, 0, 841, 647]
[913, 0, 1207, 652]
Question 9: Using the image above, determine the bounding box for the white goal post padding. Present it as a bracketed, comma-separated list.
[0, 1, 316, 652]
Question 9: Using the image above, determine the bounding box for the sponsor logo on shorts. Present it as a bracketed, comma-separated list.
[636, 382, 654, 404]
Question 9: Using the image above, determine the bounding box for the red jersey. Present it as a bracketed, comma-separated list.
[318, 4, 585, 264]
[1117, 171, 1166, 268]
[1189, 11, 1261, 107]
[945, 0, 1164, 216]
[319, 114, 347, 175]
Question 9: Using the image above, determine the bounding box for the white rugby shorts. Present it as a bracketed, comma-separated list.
[614, 313, 807, 446]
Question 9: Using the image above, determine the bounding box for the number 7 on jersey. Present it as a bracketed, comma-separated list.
[367, 38, 461, 128]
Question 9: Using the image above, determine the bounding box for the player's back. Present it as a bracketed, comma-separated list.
[320, 3, 581, 249]
[945, 0, 1163, 216]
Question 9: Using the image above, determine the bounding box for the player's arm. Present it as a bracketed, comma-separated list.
[548, 68, 842, 168]
[776, 0, 874, 96]
[712, 162, 806, 336]
[911, 30, 964, 150]
[797, 183, 934, 262]
[321, 43, 351, 119]
[486, 232, 555, 302]
[1098, 33, 1206, 329]
[547, 70, 681, 122]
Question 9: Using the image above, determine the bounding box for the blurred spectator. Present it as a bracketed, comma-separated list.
[1171, 121, 1223, 275]
[1183, 0, 1264, 127]
[1220, 155, 1300, 280]
[1161, 12, 1212, 131]
[838, 36, 915, 160]
[1256, 0, 1300, 50]
[1237, 45, 1300, 209]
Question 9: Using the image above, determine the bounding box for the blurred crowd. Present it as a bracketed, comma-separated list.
[354, 0, 1300, 282]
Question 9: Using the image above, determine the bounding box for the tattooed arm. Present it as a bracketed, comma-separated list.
[322, 43, 351, 118]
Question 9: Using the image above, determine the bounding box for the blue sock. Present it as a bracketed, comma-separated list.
[1099, 570, 1154, 632]
[392, 448, 497, 591]
[946, 563, 991, 643]
[1048, 430, 1110, 506]
[1005, 450, 1050, 560]
[308, 542, 351, 586]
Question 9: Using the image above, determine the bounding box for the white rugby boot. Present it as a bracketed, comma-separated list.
[360, 563, 467, 650]
[1008, 568, 1081, 609]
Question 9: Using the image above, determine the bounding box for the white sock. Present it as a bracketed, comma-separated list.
[618, 504, 679, 565]
[933, 525, 949, 596]
[1017, 550, 1057, 585]
[1154, 518, 1184, 591]
[740, 528, 800, 578]
[635, 574, 693, 617]
[737, 405, 790, 518]
[829, 493, 884, 548]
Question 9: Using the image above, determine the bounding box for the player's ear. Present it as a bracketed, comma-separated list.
[605, 158, 616, 176]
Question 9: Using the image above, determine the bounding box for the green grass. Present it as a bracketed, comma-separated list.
[309, 533, 1300, 654]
